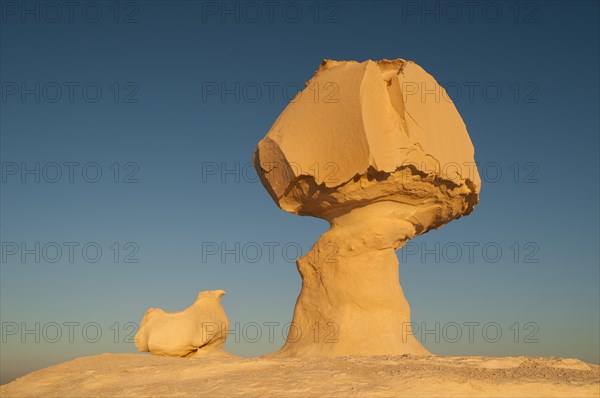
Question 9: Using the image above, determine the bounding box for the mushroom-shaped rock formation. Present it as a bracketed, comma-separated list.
[254, 59, 481, 356]
[134, 290, 230, 357]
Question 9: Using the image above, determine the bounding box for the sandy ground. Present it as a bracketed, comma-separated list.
[1, 353, 599, 397]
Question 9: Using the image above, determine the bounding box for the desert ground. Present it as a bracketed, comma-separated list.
[2, 354, 598, 397]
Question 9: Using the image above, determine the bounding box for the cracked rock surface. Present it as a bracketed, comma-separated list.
[254, 59, 481, 356]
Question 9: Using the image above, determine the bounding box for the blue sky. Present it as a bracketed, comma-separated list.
[1, 0, 599, 384]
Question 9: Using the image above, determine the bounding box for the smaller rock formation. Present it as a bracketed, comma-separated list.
[134, 290, 229, 357]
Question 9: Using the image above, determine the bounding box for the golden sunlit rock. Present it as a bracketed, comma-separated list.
[254, 59, 480, 356]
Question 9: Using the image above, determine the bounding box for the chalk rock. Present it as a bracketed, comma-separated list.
[254, 59, 481, 356]
[134, 290, 229, 357]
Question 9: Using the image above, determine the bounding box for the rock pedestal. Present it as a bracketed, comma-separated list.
[254, 59, 481, 356]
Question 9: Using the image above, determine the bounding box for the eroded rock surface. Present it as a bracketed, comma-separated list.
[3, 354, 598, 397]
[134, 290, 229, 357]
[254, 59, 481, 356]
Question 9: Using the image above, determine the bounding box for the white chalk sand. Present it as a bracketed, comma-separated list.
[2, 354, 598, 397]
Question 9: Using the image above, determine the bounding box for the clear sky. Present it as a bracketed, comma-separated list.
[1, 0, 599, 384]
